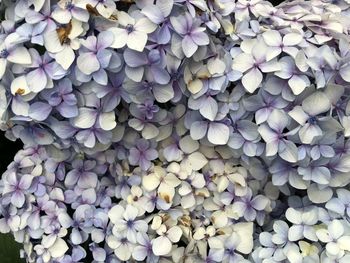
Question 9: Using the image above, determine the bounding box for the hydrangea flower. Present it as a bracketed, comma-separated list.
[76, 31, 115, 85]
[170, 13, 209, 57]
[0, 0, 350, 262]
[128, 139, 158, 171]
[0, 36, 32, 79]
[109, 12, 157, 52]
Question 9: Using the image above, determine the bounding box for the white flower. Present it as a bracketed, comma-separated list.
[316, 220, 350, 258]
[232, 39, 280, 93]
[286, 207, 318, 242]
[0, 35, 31, 79]
[109, 204, 147, 243]
[106, 233, 134, 261]
[34, 237, 68, 262]
[142, 165, 181, 203]
[151, 216, 183, 256]
[109, 11, 157, 52]
[44, 19, 83, 70]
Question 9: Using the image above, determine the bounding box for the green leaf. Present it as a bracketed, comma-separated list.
[0, 234, 25, 263]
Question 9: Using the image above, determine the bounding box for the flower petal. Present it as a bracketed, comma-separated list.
[242, 68, 263, 93]
[152, 236, 172, 256]
[207, 122, 230, 145]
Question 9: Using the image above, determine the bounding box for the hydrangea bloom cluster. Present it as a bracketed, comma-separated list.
[1, 0, 350, 262]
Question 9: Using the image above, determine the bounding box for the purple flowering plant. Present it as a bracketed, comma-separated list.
[1, 0, 350, 262]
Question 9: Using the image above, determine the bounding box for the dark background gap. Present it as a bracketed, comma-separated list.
[0, 132, 23, 174]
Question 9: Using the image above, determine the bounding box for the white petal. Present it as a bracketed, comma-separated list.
[26, 69, 47, 93]
[187, 79, 203, 94]
[242, 68, 263, 93]
[288, 106, 309, 125]
[302, 91, 331, 116]
[262, 30, 282, 46]
[152, 236, 172, 256]
[199, 96, 218, 121]
[11, 76, 30, 96]
[11, 96, 29, 116]
[115, 244, 132, 261]
[207, 122, 230, 145]
[299, 124, 322, 144]
[328, 220, 344, 240]
[51, 8, 71, 24]
[326, 198, 345, 215]
[44, 30, 64, 53]
[72, 108, 97, 128]
[307, 184, 333, 204]
[326, 242, 340, 257]
[188, 152, 208, 171]
[279, 140, 298, 163]
[108, 205, 124, 224]
[167, 226, 182, 243]
[233, 222, 254, 254]
[7, 47, 32, 65]
[142, 174, 160, 191]
[285, 208, 302, 224]
[338, 236, 350, 251]
[179, 135, 199, 154]
[134, 17, 157, 33]
[317, 228, 332, 243]
[55, 47, 75, 70]
[0, 59, 6, 79]
[127, 31, 148, 52]
[208, 57, 226, 75]
[48, 238, 68, 258]
[283, 33, 303, 46]
[232, 53, 254, 73]
[288, 75, 307, 95]
[182, 36, 198, 58]
[98, 112, 116, 131]
[77, 52, 100, 75]
[340, 64, 350, 82]
[288, 225, 304, 241]
[153, 84, 174, 103]
[109, 28, 128, 49]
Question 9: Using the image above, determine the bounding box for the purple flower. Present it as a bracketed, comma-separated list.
[52, 0, 90, 24]
[128, 139, 158, 171]
[170, 13, 209, 57]
[72, 94, 116, 131]
[232, 39, 281, 93]
[76, 31, 115, 85]
[141, 0, 173, 43]
[288, 91, 332, 144]
[2, 172, 33, 208]
[92, 72, 129, 112]
[124, 48, 170, 85]
[44, 78, 78, 118]
[26, 49, 67, 93]
[109, 204, 148, 243]
[232, 189, 269, 222]
[258, 109, 298, 163]
[109, 13, 157, 52]
[64, 159, 98, 188]
[0, 36, 31, 79]
[132, 232, 158, 262]
[13, 23, 46, 46]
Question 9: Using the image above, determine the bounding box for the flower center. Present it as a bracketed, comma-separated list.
[308, 116, 317, 125]
[126, 219, 134, 228]
[65, 1, 75, 10]
[126, 24, 134, 33]
[120, 237, 128, 244]
[0, 49, 9, 58]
